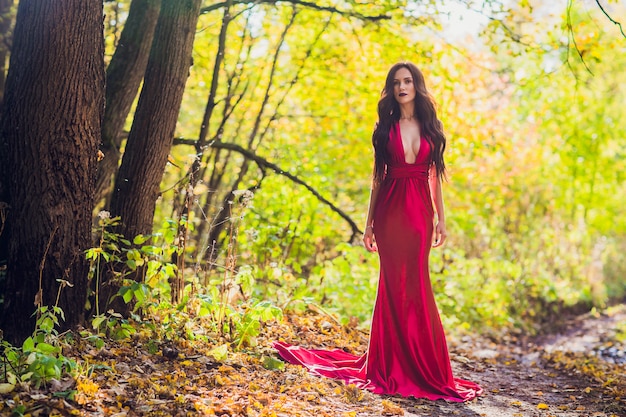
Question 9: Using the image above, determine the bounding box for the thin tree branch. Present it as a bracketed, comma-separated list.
[567, 0, 594, 76]
[195, 0, 232, 166]
[256, 15, 332, 148]
[202, 0, 390, 22]
[173, 137, 362, 240]
[595, 0, 626, 38]
[248, 7, 298, 149]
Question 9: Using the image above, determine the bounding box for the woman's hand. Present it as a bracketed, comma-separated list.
[432, 220, 447, 248]
[363, 226, 378, 252]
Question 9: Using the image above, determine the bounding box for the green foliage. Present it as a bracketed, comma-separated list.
[196, 270, 284, 350]
[84, 197, 284, 353]
[234, 300, 283, 350]
[86, 212, 130, 315]
[90, 311, 137, 341]
[0, 306, 76, 393]
[304, 243, 379, 327]
[87, 212, 180, 315]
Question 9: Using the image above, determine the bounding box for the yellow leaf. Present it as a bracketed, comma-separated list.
[218, 364, 236, 374]
[510, 400, 522, 407]
[381, 399, 404, 416]
[537, 403, 549, 410]
[342, 412, 357, 417]
[0, 383, 15, 394]
[583, 387, 592, 393]
[76, 378, 99, 395]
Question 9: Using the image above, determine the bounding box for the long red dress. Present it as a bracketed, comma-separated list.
[273, 124, 482, 402]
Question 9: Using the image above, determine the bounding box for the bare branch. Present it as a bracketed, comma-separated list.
[256, 15, 332, 148]
[173, 137, 362, 240]
[595, 0, 626, 38]
[248, 8, 298, 149]
[195, 0, 232, 161]
[567, 0, 594, 76]
[202, 0, 390, 22]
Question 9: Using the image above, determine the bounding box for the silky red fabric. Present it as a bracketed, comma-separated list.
[273, 124, 483, 402]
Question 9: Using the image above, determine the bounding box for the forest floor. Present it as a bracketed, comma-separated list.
[1, 304, 625, 417]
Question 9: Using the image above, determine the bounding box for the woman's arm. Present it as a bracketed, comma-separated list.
[363, 170, 381, 252]
[429, 164, 447, 247]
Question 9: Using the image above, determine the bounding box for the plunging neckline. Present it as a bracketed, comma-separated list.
[397, 123, 422, 165]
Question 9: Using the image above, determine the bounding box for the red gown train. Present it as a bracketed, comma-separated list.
[273, 124, 482, 402]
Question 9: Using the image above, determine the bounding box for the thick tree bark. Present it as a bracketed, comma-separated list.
[0, 0, 14, 105]
[0, 0, 13, 272]
[0, 1, 104, 344]
[104, 0, 202, 314]
[95, 0, 161, 203]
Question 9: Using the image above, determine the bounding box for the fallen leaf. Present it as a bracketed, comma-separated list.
[381, 399, 404, 416]
[262, 355, 285, 370]
[0, 383, 15, 394]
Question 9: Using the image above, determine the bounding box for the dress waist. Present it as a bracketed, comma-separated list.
[386, 164, 429, 180]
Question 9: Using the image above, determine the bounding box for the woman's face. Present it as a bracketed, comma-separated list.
[393, 67, 415, 104]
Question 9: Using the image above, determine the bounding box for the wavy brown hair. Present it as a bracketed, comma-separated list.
[372, 62, 447, 183]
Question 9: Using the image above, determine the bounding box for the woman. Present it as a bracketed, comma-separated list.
[273, 62, 482, 402]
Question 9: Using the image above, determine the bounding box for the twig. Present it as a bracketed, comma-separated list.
[567, 0, 594, 76]
[173, 138, 363, 240]
[0, 202, 8, 239]
[202, 0, 390, 22]
[36, 226, 59, 312]
[595, 0, 626, 38]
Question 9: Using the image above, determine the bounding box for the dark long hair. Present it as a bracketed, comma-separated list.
[372, 62, 447, 183]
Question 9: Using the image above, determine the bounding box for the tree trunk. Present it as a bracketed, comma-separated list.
[104, 0, 202, 314]
[0, 0, 104, 345]
[0, 0, 13, 285]
[0, 0, 14, 105]
[95, 0, 161, 204]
